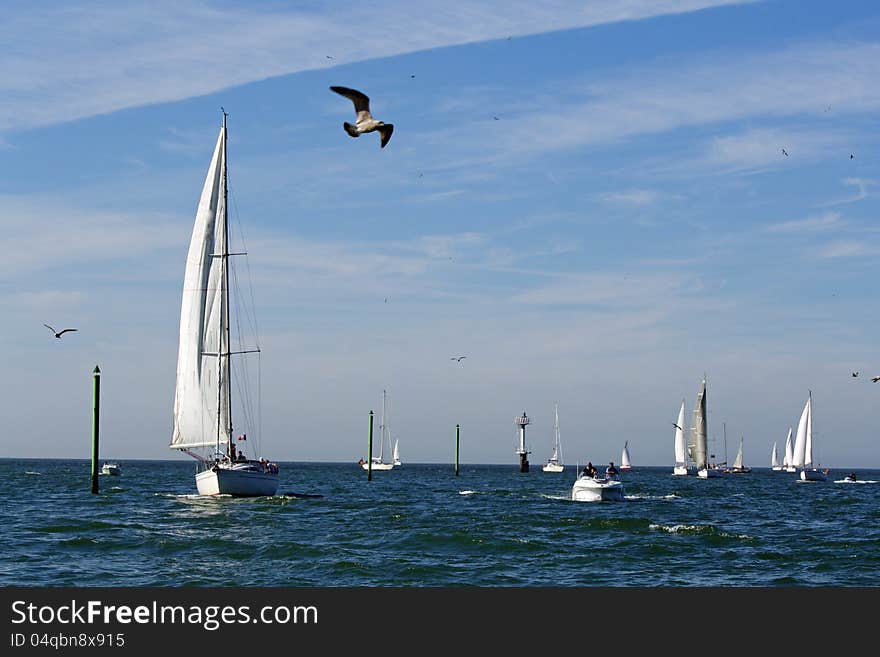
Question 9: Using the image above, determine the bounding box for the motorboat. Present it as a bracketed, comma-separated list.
[571, 474, 625, 502]
[101, 462, 121, 476]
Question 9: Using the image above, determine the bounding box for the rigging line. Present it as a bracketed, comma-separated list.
[228, 186, 262, 347]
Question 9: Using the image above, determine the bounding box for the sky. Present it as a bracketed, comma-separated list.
[1, 0, 878, 468]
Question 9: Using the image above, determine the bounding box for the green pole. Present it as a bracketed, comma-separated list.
[367, 410, 374, 481]
[90, 365, 101, 494]
[455, 424, 460, 476]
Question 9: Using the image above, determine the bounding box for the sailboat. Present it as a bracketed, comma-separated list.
[693, 377, 722, 479]
[620, 441, 632, 470]
[672, 399, 690, 475]
[169, 114, 279, 497]
[542, 403, 564, 472]
[792, 392, 827, 482]
[782, 427, 796, 472]
[730, 436, 751, 473]
[393, 439, 402, 466]
[770, 441, 782, 471]
[362, 389, 395, 470]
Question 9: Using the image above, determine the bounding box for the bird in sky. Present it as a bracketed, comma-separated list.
[850, 153, 854, 159]
[872, 376, 880, 383]
[329, 86, 394, 148]
[44, 324, 77, 339]
[781, 148, 789, 157]
[450, 356, 467, 362]
[672, 422, 683, 431]
[852, 371, 860, 377]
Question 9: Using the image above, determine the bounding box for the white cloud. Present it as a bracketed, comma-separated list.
[819, 177, 873, 207]
[816, 240, 880, 259]
[599, 189, 670, 206]
[765, 212, 845, 234]
[0, 0, 757, 134]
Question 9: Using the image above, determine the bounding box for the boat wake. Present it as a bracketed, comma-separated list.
[540, 494, 569, 501]
[625, 493, 680, 500]
[649, 523, 752, 539]
[25, 471, 41, 475]
[834, 479, 878, 484]
[459, 490, 477, 495]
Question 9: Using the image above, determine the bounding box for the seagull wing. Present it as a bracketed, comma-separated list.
[672, 423, 683, 431]
[459, 356, 466, 361]
[43, 323, 56, 333]
[330, 86, 371, 115]
[873, 376, 880, 383]
[57, 328, 78, 336]
[378, 124, 394, 148]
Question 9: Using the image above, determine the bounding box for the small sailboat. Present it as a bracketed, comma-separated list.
[792, 392, 827, 482]
[730, 437, 751, 473]
[542, 403, 564, 473]
[691, 377, 722, 478]
[782, 427, 796, 472]
[362, 389, 395, 470]
[169, 113, 279, 496]
[101, 462, 121, 476]
[392, 439, 402, 466]
[770, 441, 782, 471]
[620, 441, 632, 471]
[672, 398, 689, 475]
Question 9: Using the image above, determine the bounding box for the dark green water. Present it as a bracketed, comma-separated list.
[3, 460, 878, 586]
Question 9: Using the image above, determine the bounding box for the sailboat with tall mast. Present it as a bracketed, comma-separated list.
[730, 436, 751, 473]
[693, 377, 721, 478]
[783, 427, 796, 472]
[169, 113, 279, 496]
[542, 403, 564, 472]
[620, 441, 632, 471]
[672, 398, 689, 475]
[792, 392, 827, 482]
[771, 441, 782, 471]
[362, 389, 395, 470]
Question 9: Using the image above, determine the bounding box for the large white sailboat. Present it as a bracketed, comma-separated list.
[692, 378, 722, 479]
[792, 392, 827, 482]
[362, 389, 395, 470]
[620, 441, 632, 471]
[169, 114, 279, 497]
[770, 441, 782, 471]
[782, 427, 796, 472]
[672, 398, 689, 475]
[542, 403, 564, 473]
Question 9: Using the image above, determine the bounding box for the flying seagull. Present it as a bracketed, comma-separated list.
[873, 376, 880, 383]
[44, 324, 77, 339]
[852, 371, 860, 377]
[850, 153, 854, 159]
[781, 148, 789, 157]
[329, 86, 394, 148]
[672, 422, 683, 431]
[450, 356, 467, 362]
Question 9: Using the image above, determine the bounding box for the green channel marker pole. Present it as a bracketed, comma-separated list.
[90, 365, 101, 494]
[455, 424, 460, 476]
[367, 410, 374, 481]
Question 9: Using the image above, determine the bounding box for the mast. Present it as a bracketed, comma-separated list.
[554, 403, 560, 461]
[379, 389, 386, 462]
[216, 109, 233, 457]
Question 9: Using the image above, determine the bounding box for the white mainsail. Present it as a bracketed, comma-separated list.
[783, 427, 794, 467]
[673, 399, 687, 467]
[551, 404, 562, 464]
[171, 127, 229, 451]
[393, 439, 401, 466]
[688, 378, 708, 469]
[732, 438, 744, 470]
[792, 395, 811, 469]
[771, 442, 779, 468]
[621, 441, 631, 468]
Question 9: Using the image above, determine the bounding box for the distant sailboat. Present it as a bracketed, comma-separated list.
[542, 403, 564, 473]
[730, 436, 751, 473]
[792, 392, 827, 482]
[782, 427, 796, 472]
[672, 399, 689, 475]
[393, 439, 402, 466]
[693, 377, 723, 478]
[771, 441, 782, 471]
[620, 441, 632, 470]
[363, 389, 395, 470]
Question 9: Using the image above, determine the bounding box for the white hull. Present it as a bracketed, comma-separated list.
[543, 463, 564, 473]
[101, 464, 121, 476]
[361, 462, 394, 471]
[619, 466, 632, 471]
[784, 466, 797, 473]
[771, 466, 784, 472]
[672, 465, 689, 476]
[697, 467, 725, 478]
[196, 465, 279, 496]
[571, 476, 625, 502]
[800, 468, 827, 482]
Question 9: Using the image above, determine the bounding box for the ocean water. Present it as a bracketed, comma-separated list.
[2, 459, 878, 587]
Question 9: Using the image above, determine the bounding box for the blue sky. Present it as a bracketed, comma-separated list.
[2, 0, 878, 467]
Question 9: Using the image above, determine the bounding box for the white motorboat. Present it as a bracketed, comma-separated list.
[101, 462, 121, 476]
[571, 474, 625, 502]
[542, 403, 564, 473]
[169, 114, 279, 497]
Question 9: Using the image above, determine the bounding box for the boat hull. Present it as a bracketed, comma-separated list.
[672, 465, 689, 476]
[196, 466, 279, 496]
[571, 477, 625, 502]
[361, 462, 394, 471]
[542, 463, 564, 473]
[697, 467, 724, 478]
[800, 468, 827, 482]
[101, 464, 121, 476]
